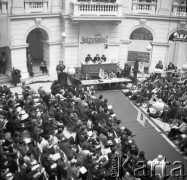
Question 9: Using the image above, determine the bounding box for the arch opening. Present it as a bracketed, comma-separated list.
[130, 27, 153, 41]
[128, 27, 154, 74]
[26, 28, 49, 75]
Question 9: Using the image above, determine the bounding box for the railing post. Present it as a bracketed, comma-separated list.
[25, 2, 30, 13]
[151, 4, 156, 15]
[73, 3, 79, 16]
[172, 4, 178, 16]
[132, 3, 137, 13]
[2, 3, 7, 13]
[43, 2, 48, 13]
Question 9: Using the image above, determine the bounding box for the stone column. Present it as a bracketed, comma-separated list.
[119, 40, 131, 69]
[43, 41, 63, 76]
[149, 42, 170, 73]
[9, 44, 29, 79]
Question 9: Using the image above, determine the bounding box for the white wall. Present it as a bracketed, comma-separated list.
[10, 46, 29, 79]
[48, 43, 62, 75]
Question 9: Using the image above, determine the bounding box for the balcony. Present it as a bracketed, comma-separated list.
[0, 0, 8, 13]
[71, 1, 123, 22]
[24, 0, 49, 13]
[172, 3, 187, 17]
[131, 1, 157, 15]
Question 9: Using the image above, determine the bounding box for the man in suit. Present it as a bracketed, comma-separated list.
[123, 63, 131, 78]
[93, 54, 100, 63]
[133, 60, 139, 84]
[56, 61, 66, 85]
[0, 52, 7, 74]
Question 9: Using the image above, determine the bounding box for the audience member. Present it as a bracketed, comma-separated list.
[0, 52, 7, 74]
[101, 55, 107, 62]
[93, 54, 100, 63]
[85, 54, 93, 63]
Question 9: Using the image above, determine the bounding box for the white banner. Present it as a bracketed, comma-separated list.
[137, 110, 146, 127]
[99, 68, 105, 79]
[79, 24, 109, 65]
[139, 62, 144, 74]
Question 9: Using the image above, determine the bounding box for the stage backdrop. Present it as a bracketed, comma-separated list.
[79, 24, 109, 65]
[0, 14, 10, 47]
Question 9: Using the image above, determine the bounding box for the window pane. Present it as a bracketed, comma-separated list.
[130, 27, 153, 40]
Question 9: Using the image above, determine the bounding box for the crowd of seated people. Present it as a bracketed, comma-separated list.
[1, 80, 161, 180]
[85, 54, 107, 64]
[124, 65, 187, 156]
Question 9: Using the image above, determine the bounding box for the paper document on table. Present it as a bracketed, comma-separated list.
[99, 68, 105, 79]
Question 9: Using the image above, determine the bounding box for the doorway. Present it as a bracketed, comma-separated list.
[26, 28, 49, 75]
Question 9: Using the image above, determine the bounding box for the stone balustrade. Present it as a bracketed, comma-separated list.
[24, 1, 49, 13]
[0, 0, 8, 13]
[131, 1, 157, 15]
[72, 2, 122, 17]
[172, 3, 187, 17]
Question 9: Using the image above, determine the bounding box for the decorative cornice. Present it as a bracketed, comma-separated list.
[42, 41, 62, 45]
[125, 14, 187, 22]
[10, 13, 61, 20]
[108, 43, 120, 46]
[62, 43, 79, 47]
[70, 15, 123, 22]
[9, 44, 29, 49]
[120, 40, 131, 44]
[151, 42, 170, 46]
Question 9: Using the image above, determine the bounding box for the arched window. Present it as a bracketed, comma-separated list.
[130, 27, 153, 40]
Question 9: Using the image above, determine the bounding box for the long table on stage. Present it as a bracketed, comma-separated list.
[81, 78, 132, 90]
[81, 62, 117, 75]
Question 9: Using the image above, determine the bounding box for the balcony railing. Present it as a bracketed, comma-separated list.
[24, 1, 48, 13]
[72, 2, 122, 17]
[131, 2, 157, 15]
[172, 3, 187, 17]
[0, 0, 8, 13]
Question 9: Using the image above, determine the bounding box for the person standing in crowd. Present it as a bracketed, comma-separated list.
[27, 53, 34, 77]
[40, 61, 48, 74]
[123, 63, 131, 78]
[155, 60, 163, 78]
[167, 62, 175, 70]
[85, 54, 92, 63]
[11, 67, 21, 87]
[93, 54, 100, 63]
[0, 52, 7, 74]
[56, 61, 66, 85]
[133, 60, 139, 84]
[155, 60, 163, 69]
[101, 55, 107, 62]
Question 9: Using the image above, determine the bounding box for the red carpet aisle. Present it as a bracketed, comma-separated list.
[96, 90, 187, 179]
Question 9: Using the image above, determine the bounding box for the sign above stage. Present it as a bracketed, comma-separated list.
[169, 30, 187, 42]
[79, 25, 109, 63]
[80, 33, 108, 44]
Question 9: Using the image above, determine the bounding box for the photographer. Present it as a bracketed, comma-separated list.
[11, 68, 21, 87]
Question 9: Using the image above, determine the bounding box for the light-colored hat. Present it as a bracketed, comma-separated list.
[157, 154, 164, 161]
